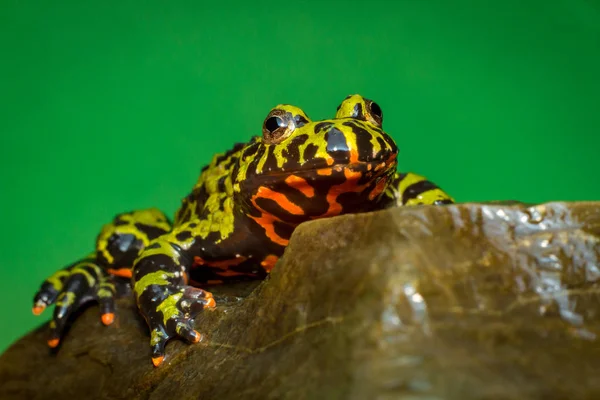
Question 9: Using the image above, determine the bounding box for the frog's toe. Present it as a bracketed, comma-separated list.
[149, 327, 170, 366]
[175, 319, 202, 343]
[144, 287, 213, 367]
[32, 279, 65, 315]
[151, 344, 166, 367]
[32, 299, 48, 316]
[179, 286, 216, 316]
[46, 277, 90, 346]
[147, 320, 201, 367]
[99, 298, 116, 325]
[96, 278, 117, 325]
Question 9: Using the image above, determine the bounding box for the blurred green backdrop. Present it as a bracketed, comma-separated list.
[1, 0, 599, 353]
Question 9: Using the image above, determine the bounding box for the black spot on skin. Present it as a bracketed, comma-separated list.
[343, 121, 374, 161]
[325, 127, 350, 163]
[352, 103, 365, 120]
[272, 220, 294, 242]
[262, 145, 279, 173]
[294, 114, 309, 127]
[219, 195, 228, 211]
[217, 176, 227, 193]
[230, 162, 240, 186]
[313, 122, 333, 134]
[132, 254, 176, 279]
[146, 242, 161, 250]
[435, 199, 454, 205]
[175, 230, 192, 242]
[402, 180, 439, 204]
[385, 134, 398, 154]
[291, 133, 309, 147]
[213, 152, 228, 166]
[253, 197, 310, 225]
[246, 145, 266, 175]
[241, 142, 259, 161]
[376, 137, 387, 154]
[135, 223, 170, 240]
[282, 134, 309, 168]
[269, 178, 324, 214]
[303, 143, 319, 162]
[214, 142, 246, 165]
[188, 222, 197, 228]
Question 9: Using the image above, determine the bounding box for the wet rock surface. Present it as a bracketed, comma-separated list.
[2, 201, 600, 400]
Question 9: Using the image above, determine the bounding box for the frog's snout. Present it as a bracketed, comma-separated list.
[323, 122, 398, 166]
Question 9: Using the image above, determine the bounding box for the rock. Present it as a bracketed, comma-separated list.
[2, 201, 600, 400]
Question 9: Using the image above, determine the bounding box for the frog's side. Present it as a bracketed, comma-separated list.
[33, 94, 454, 367]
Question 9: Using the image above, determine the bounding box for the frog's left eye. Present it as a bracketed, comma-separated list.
[262, 109, 295, 144]
[367, 100, 383, 127]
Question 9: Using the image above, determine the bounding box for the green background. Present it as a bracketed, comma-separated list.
[1, 0, 599, 353]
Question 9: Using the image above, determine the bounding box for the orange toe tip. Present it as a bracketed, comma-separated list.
[47, 338, 60, 348]
[151, 356, 165, 367]
[107, 268, 133, 279]
[101, 312, 115, 325]
[205, 298, 216, 309]
[192, 330, 202, 343]
[32, 305, 45, 315]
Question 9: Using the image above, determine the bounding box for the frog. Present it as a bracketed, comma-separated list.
[32, 94, 454, 367]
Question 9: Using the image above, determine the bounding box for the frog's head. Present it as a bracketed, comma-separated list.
[235, 94, 398, 228]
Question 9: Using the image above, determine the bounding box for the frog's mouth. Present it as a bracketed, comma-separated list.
[260, 153, 397, 181]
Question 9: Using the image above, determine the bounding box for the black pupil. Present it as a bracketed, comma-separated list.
[265, 116, 284, 133]
[370, 102, 382, 118]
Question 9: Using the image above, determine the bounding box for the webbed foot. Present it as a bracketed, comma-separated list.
[33, 258, 117, 348]
[138, 285, 215, 367]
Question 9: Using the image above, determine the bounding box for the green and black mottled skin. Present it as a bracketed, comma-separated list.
[33, 94, 454, 367]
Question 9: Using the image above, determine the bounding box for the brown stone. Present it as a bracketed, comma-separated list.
[2, 201, 600, 400]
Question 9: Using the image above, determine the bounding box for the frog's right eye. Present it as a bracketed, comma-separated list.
[366, 100, 383, 127]
[265, 116, 285, 132]
[262, 109, 295, 144]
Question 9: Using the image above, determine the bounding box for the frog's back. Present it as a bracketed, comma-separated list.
[173, 139, 256, 227]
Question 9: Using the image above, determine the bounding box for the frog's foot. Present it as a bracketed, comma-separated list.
[32, 262, 117, 348]
[140, 286, 215, 367]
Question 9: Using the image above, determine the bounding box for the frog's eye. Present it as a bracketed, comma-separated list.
[367, 100, 383, 127]
[262, 109, 295, 144]
[265, 116, 285, 132]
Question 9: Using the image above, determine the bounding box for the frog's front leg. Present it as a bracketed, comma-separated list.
[132, 229, 217, 367]
[33, 255, 117, 347]
[385, 172, 455, 206]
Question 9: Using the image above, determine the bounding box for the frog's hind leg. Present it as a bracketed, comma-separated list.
[33, 255, 117, 348]
[383, 172, 455, 207]
[32, 208, 172, 349]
